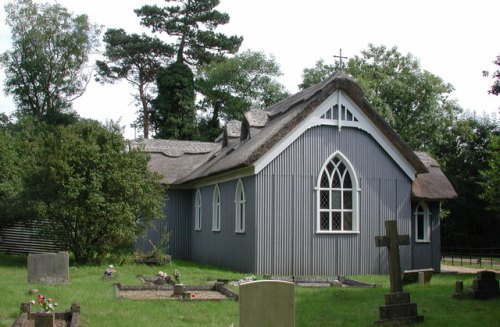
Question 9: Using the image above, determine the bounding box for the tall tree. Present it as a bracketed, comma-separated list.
[485, 55, 500, 97]
[300, 44, 461, 152]
[436, 113, 499, 248]
[480, 132, 500, 214]
[95, 29, 174, 138]
[196, 50, 289, 140]
[0, 0, 101, 123]
[135, 0, 242, 139]
[135, 0, 242, 65]
[151, 61, 196, 139]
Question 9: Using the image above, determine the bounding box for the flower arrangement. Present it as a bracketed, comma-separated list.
[157, 271, 171, 282]
[174, 269, 181, 283]
[104, 265, 116, 278]
[30, 294, 58, 312]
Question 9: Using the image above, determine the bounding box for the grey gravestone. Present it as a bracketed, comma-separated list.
[472, 271, 499, 299]
[375, 220, 423, 324]
[28, 251, 69, 284]
[239, 280, 294, 327]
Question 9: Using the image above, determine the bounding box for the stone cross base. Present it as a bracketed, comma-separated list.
[376, 292, 424, 325]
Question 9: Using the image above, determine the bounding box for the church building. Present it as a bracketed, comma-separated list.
[133, 73, 457, 275]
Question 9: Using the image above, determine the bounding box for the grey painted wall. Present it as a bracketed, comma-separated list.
[135, 189, 192, 259]
[255, 125, 415, 275]
[190, 176, 256, 273]
[411, 201, 441, 272]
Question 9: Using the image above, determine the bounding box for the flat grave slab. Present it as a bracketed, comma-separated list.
[114, 282, 238, 301]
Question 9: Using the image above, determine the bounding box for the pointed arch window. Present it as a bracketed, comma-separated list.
[316, 153, 359, 233]
[194, 188, 202, 231]
[235, 179, 246, 233]
[212, 184, 221, 232]
[414, 202, 430, 242]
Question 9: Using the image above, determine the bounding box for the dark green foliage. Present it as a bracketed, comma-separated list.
[135, 0, 242, 65]
[437, 114, 500, 247]
[480, 132, 500, 213]
[151, 61, 197, 139]
[0, 119, 165, 264]
[300, 44, 461, 152]
[486, 55, 500, 96]
[95, 28, 174, 138]
[1, 0, 100, 123]
[135, 0, 242, 139]
[196, 50, 289, 140]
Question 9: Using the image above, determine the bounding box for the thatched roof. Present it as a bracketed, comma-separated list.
[412, 152, 457, 201]
[134, 73, 456, 201]
[176, 73, 427, 183]
[129, 139, 220, 184]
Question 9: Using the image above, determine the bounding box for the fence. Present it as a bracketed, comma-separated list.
[441, 247, 500, 269]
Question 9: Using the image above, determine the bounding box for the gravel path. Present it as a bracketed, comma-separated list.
[441, 264, 500, 274]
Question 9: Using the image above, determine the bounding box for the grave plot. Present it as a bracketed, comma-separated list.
[114, 282, 238, 301]
[11, 302, 80, 327]
[266, 275, 379, 288]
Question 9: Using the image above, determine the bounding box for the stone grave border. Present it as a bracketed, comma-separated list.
[266, 275, 379, 288]
[114, 282, 239, 301]
[11, 302, 80, 327]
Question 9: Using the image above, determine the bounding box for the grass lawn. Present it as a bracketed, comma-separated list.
[1, 254, 499, 326]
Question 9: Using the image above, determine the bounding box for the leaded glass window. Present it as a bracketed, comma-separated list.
[316, 153, 358, 233]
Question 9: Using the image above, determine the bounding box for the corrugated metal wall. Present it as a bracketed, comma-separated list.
[411, 202, 441, 272]
[255, 126, 415, 275]
[135, 189, 192, 259]
[190, 176, 256, 273]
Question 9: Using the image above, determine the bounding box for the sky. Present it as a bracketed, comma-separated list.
[0, 0, 499, 139]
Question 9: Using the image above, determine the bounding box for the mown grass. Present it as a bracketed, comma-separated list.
[1, 254, 499, 326]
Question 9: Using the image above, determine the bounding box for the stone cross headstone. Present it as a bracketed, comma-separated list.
[28, 251, 69, 284]
[375, 220, 410, 292]
[374, 220, 423, 324]
[239, 280, 294, 327]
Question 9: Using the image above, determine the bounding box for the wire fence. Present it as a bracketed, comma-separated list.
[441, 247, 500, 269]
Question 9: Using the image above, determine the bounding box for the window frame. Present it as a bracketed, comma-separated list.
[315, 152, 359, 234]
[414, 201, 430, 242]
[234, 179, 246, 234]
[212, 184, 221, 232]
[194, 188, 202, 231]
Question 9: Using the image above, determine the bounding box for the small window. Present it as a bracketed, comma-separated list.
[195, 188, 202, 231]
[235, 179, 245, 233]
[212, 184, 221, 232]
[414, 202, 430, 242]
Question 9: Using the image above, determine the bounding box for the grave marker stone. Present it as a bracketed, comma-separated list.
[472, 270, 499, 299]
[375, 220, 423, 324]
[28, 251, 69, 284]
[239, 280, 294, 327]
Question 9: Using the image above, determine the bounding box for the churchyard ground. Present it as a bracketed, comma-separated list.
[1, 254, 499, 326]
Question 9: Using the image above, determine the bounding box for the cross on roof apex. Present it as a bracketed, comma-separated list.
[334, 48, 348, 71]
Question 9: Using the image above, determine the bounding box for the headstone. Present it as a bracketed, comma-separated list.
[174, 284, 185, 296]
[34, 312, 55, 327]
[402, 269, 434, 285]
[453, 281, 464, 298]
[27, 252, 69, 284]
[472, 270, 499, 299]
[375, 220, 423, 324]
[239, 280, 294, 327]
